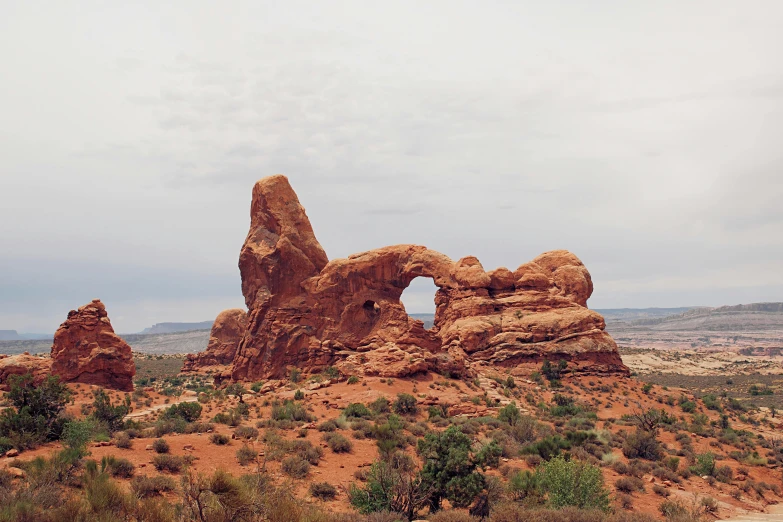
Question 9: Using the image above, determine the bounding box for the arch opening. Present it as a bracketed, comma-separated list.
[400, 276, 438, 330]
[363, 299, 380, 313]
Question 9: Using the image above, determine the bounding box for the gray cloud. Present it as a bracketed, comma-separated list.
[1, 1, 782, 332]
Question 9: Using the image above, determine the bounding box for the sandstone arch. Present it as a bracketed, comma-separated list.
[183, 175, 628, 381]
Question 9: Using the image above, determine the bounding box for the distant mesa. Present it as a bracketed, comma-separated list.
[184, 175, 629, 382]
[0, 330, 20, 341]
[0, 299, 135, 391]
[615, 302, 783, 331]
[139, 321, 213, 335]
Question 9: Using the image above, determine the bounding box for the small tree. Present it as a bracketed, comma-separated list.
[161, 401, 202, 422]
[91, 389, 131, 432]
[348, 458, 430, 520]
[541, 359, 567, 381]
[0, 373, 71, 447]
[417, 425, 501, 511]
[393, 394, 419, 416]
[61, 419, 96, 458]
[536, 456, 610, 511]
[622, 429, 664, 461]
[498, 402, 521, 426]
[225, 383, 246, 401]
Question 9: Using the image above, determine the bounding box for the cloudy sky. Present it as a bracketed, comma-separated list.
[2, 1, 782, 333]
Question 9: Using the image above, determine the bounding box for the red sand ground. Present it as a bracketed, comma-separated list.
[2, 373, 781, 519]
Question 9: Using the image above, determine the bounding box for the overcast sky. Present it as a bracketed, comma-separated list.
[2, 1, 782, 333]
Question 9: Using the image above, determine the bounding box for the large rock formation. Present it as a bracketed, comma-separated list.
[182, 308, 247, 376]
[50, 299, 135, 391]
[187, 175, 628, 381]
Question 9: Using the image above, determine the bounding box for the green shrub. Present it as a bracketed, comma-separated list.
[271, 400, 315, 422]
[114, 431, 132, 449]
[524, 435, 571, 461]
[152, 454, 185, 473]
[348, 458, 429, 519]
[679, 397, 697, 413]
[160, 401, 202, 422]
[234, 426, 258, 440]
[716, 464, 734, 482]
[223, 383, 246, 400]
[749, 384, 773, 396]
[318, 419, 339, 432]
[236, 444, 257, 466]
[102, 455, 135, 478]
[498, 403, 522, 425]
[537, 456, 610, 511]
[369, 397, 391, 415]
[622, 429, 663, 461]
[344, 403, 373, 419]
[393, 393, 418, 416]
[418, 425, 501, 510]
[550, 394, 583, 417]
[309, 481, 337, 500]
[702, 394, 722, 411]
[131, 475, 176, 497]
[91, 389, 131, 433]
[282, 455, 310, 478]
[152, 438, 170, 454]
[0, 436, 13, 455]
[294, 389, 305, 400]
[61, 418, 96, 456]
[659, 499, 690, 519]
[615, 476, 645, 493]
[691, 453, 716, 476]
[663, 456, 680, 472]
[509, 469, 542, 502]
[210, 433, 230, 445]
[541, 360, 567, 381]
[373, 416, 407, 458]
[324, 432, 353, 453]
[653, 484, 670, 497]
[0, 373, 71, 449]
[347, 376, 360, 385]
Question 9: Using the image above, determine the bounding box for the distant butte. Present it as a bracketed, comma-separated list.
[184, 175, 629, 382]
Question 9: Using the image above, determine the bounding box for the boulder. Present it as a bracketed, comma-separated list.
[50, 299, 135, 391]
[0, 353, 52, 390]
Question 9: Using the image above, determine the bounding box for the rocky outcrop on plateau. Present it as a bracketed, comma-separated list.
[50, 299, 135, 391]
[186, 175, 628, 381]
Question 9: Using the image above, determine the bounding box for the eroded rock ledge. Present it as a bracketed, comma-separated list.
[185, 175, 628, 381]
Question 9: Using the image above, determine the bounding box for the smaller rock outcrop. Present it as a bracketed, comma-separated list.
[0, 353, 52, 391]
[182, 308, 247, 375]
[50, 299, 135, 391]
